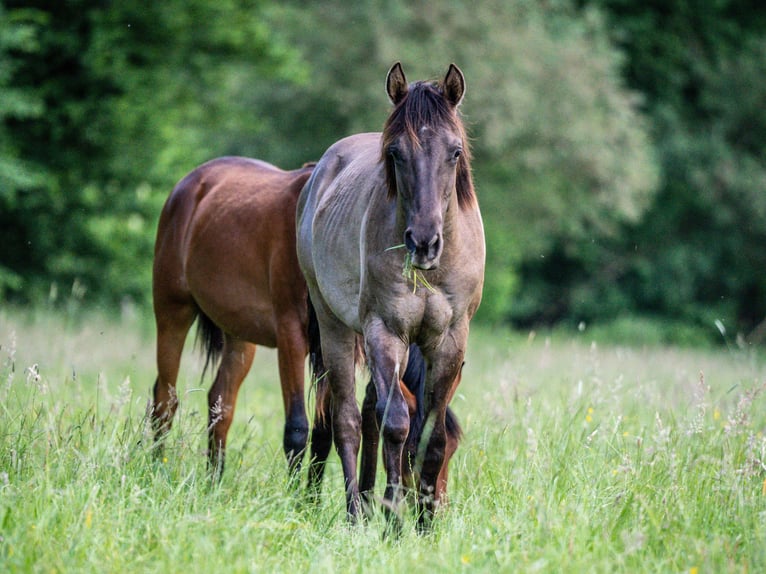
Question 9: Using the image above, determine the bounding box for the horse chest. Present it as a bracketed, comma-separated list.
[422, 289, 455, 332]
[367, 284, 454, 340]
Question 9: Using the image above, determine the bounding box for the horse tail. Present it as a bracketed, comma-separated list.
[445, 404, 463, 443]
[402, 344, 463, 447]
[307, 294, 330, 424]
[194, 309, 224, 383]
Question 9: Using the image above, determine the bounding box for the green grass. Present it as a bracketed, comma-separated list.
[1, 308, 765, 572]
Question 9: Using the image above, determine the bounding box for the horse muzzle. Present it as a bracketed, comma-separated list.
[404, 228, 442, 270]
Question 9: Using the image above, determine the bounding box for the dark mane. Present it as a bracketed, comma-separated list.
[381, 80, 476, 210]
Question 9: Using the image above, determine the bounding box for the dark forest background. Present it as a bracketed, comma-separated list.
[2, 0, 765, 345]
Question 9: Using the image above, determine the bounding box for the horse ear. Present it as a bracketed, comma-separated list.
[443, 63, 465, 107]
[386, 62, 408, 105]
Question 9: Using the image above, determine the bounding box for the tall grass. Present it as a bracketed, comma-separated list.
[1, 308, 764, 572]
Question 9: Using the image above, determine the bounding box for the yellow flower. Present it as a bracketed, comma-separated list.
[762, 478, 766, 496]
[713, 408, 721, 421]
[85, 509, 92, 528]
[461, 555, 471, 565]
[585, 408, 594, 423]
[162, 457, 168, 464]
[689, 567, 699, 574]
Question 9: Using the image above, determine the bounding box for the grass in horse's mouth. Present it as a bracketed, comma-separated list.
[386, 244, 435, 294]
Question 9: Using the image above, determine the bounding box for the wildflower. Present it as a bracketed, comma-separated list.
[585, 407, 594, 423]
[210, 394, 224, 427]
[25, 364, 41, 384]
[725, 388, 756, 434]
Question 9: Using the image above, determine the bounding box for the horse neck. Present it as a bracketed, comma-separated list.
[441, 192, 463, 242]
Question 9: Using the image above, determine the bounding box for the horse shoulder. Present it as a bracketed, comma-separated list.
[298, 134, 386, 331]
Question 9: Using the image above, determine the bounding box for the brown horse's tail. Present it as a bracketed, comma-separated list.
[307, 295, 330, 424]
[195, 309, 224, 382]
[403, 344, 463, 448]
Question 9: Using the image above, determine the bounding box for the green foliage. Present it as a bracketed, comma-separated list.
[0, 5, 45, 295]
[0, 0, 306, 306]
[514, 0, 766, 339]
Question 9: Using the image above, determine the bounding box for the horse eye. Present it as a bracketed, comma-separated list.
[388, 146, 401, 161]
[451, 148, 462, 162]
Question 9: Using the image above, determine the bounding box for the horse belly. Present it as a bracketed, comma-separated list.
[191, 269, 278, 344]
[318, 275, 363, 332]
[185, 222, 280, 347]
[311, 194, 370, 332]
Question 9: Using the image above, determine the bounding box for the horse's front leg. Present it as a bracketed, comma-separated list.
[417, 331, 467, 529]
[365, 324, 410, 520]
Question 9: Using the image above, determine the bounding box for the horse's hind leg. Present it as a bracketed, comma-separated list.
[304, 301, 332, 499]
[207, 336, 255, 476]
[307, 384, 332, 500]
[359, 380, 379, 510]
[152, 301, 196, 455]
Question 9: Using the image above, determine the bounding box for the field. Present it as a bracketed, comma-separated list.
[1, 308, 765, 573]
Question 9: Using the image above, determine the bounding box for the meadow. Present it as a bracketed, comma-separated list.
[1, 307, 764, 573]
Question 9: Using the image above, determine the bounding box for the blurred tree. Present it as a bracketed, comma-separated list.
[516, 0, 766, 340]
[0, 0, 305, 306]
[0, 4, 45, 295]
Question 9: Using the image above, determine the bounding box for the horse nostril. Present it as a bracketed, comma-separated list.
[404, 229, 417, 253]
[404, 229, 442, 262]
[428, 234, 441, 258]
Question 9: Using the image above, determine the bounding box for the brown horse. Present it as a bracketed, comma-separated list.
[298, 63, 485, 527]
[150, 156, 328, 476]
[150, 156, 462, 496]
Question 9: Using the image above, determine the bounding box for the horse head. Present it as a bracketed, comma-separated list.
[382, 62, 474, 270]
